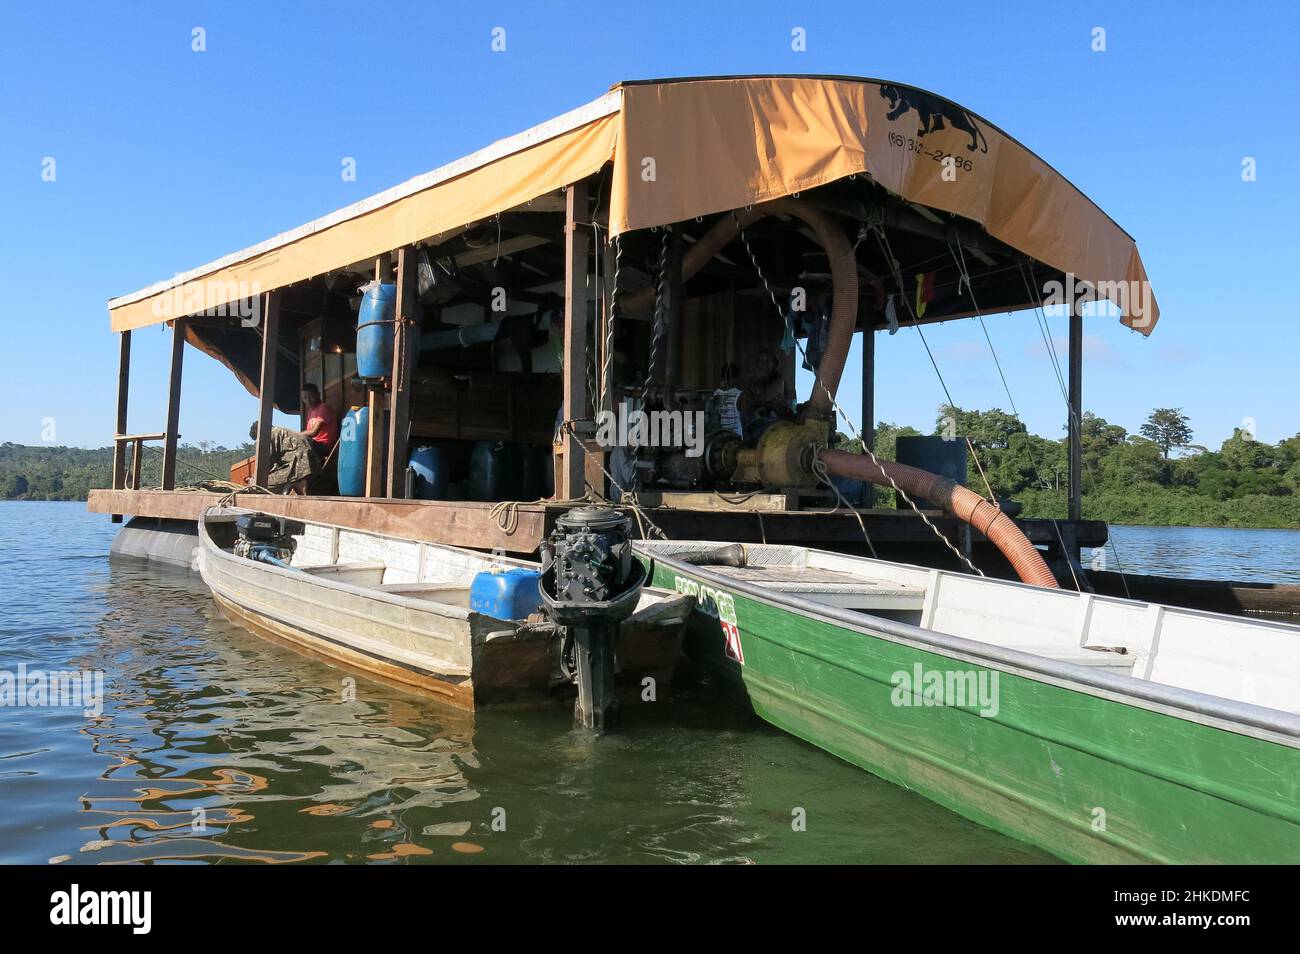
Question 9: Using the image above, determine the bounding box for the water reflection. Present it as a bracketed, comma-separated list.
[69, 562, 487, 863]
[3, 504, 1054, 865]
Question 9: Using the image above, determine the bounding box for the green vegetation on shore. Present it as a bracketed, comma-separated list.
[0, 441, 250, 501]
[848, 407, 1300, 529]
[4, 406, 1298, 529]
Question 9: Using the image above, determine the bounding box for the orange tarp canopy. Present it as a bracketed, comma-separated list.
[109, 76, 1157, 334]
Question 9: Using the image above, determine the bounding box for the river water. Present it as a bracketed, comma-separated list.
[2, 503, 1296, 865]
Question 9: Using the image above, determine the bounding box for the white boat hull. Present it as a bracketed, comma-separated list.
[198, 509, 691, 708]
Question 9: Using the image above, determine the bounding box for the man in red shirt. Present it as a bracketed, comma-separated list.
[300, 383, 339, 459]
[300, 384, 340, 495]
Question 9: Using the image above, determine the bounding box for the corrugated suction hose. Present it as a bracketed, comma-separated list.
[818, 449, 1059, 588]
[623, 198, 857, 418]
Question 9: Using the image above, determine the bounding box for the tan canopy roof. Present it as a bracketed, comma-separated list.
[108, 75, 1157, 334]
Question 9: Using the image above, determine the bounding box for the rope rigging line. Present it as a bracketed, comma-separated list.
[811, 457, 879, 559]
[1015, 261, 1134, 599]
[868, 225, 1003, 507]
[729, 211, 979, 575]
[946, 241, 1082, 592]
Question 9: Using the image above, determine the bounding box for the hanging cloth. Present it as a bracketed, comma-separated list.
[779, 309, 797, 353]
[802, 296, 831, 371]
[915, 272, 936, 319]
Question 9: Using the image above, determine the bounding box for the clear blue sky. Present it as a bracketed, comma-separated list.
[2, 0, 1296, 450]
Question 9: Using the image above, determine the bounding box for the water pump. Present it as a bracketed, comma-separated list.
[539, 506, 645, 730]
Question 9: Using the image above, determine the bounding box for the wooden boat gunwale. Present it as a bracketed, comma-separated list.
[198, 507, 534, 626]
[636, 545, 1300, 749]
[197, 507, 693, 708]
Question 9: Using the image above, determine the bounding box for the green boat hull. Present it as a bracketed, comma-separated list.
[646, 558, 1300, 864]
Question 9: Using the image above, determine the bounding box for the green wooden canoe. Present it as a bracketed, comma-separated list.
[634, 541, 1300, 864]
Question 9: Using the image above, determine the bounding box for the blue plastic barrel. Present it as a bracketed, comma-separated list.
[357, 283, 396, 379]
[338, 406, 368, 496]
[408, 445, 449, 500]
[469, 568, 543, 621]
[512, 443, 545, 501]
[468, 440, 514, 501]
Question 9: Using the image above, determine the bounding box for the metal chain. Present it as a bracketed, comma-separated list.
[627, 227, 671, 490]
[579, 217, 601, 422]
[601, 234, 622, 413]
[730, 212, 982, 576]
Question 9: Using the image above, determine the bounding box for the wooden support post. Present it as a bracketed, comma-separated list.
[386, 246, 419, 498]
[861, 324, 875, 452]
[161, 319, 186, 491]
[365, 388, 385, 497]
[561, 181, 590, 499]
[253, 292, 281, 489]
[110, 331, 131, 522]
[112, 330, 131, 488]
[131, 440, 143, 490]
[1068, 297, 1083, 523]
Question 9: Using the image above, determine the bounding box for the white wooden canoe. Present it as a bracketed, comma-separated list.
[197, 507, 691, 708]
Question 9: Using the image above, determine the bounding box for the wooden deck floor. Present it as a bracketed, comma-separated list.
[88, 489, 1108, 564]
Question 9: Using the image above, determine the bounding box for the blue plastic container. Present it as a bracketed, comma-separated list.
[829, 473, 865, 507]
[469, 568, 543, 621]
[468, 440, 515, 501]
[357, 283, 396, 379]
[408, 445, 449, 500]
[894, 435, 968, 510]
[338, 406, 368, 497]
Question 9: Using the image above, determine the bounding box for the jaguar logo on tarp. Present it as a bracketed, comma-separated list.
[879, 84, 988, 153]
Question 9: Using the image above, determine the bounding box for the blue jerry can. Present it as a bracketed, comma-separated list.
[469, 568, 543, 621]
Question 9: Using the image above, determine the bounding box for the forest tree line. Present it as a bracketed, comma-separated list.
[4, 407, 1299, 528]
[845, 406, 1300, 529]
[0, 441, 250, 501]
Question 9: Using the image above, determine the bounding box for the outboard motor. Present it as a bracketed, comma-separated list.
[539, 506, 645, 731]
[233, 513, 297, 568]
